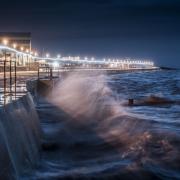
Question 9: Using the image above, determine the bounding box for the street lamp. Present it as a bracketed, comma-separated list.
[46, 53, 50, 58]
[53, 62, 59, 68]
[2, 39, 9, 46]
[13, 43, 17, 49]
[20, 46, 24, 51]
[34, 52, 38, 57]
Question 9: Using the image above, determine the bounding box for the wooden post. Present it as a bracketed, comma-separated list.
[128, 99, 134, 106]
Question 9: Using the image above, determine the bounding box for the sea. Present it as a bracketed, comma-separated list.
[26, 69, 180, 179]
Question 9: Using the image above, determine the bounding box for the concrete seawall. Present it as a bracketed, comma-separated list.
[0, 93, 42, 179]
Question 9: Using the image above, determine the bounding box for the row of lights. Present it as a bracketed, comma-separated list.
[2, 39, 79, 60]
[1, 38, 94, 60]
[1, 38, 39, 56]
[1, 39, 62, 59]
[1, 38, 154, 66]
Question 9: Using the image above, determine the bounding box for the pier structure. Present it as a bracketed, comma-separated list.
[52, 56, 155, 70]
[0, 38, 157, 106]
[0, 44, 156, 71]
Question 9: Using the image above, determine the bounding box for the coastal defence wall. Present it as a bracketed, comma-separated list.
[27, 79, 54, 97]
[26, 79, 58, 101]
[0, 93, 42, 179]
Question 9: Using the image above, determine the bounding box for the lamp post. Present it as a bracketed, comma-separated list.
[14, 54, 17, 100]
[26, 49, 30, 70]
[9, 53, 12, 97]
[3, 50, 7, 105]
[20, 46, 24, 66]
[2, 39, 9, 105]
[46, 54, 52, 79]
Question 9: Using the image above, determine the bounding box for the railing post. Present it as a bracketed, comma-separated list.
[14, 60, 17, 100]
[3, 50, 7, 106]
[10, 54, 12, 96]
[38, 62, 40, 79]
[50, 67, 53, 80]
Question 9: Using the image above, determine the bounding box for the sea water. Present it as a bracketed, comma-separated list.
[26, 70, 180, 179]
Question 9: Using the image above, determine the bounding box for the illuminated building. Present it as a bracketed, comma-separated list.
[0, 32, 31, 51]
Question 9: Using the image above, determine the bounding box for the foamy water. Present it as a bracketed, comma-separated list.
[24, 70, 180, 179]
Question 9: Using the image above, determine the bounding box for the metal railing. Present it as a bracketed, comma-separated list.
[37, 63, 53, 80]
[0, 57, 17, 106]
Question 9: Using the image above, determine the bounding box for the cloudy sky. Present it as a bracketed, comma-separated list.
[0, 0, 180, 67]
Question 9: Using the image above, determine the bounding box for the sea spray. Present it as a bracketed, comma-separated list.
[44, 71, 180, 179]
[48, 71, 125, 123]
[18, 71, 179, 179]
[47, 72, 151, 153]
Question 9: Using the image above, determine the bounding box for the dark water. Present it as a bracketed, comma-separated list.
[27, 70, 180, 180]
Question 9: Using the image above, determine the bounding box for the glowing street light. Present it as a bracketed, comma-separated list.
[21, 46, 24, 51]
[46, 53, 50, 58]
[34, 52, 38, 57]
[57, 54, 61, 59]
[53, 62, 59, 68]
[13, 43, 17, 49]
[2, 39, 9, 46]
[26, 49, 29, 53]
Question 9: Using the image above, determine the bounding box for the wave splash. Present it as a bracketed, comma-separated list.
[40, 72, 180, 179]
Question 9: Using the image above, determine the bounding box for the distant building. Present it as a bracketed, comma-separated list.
[0, 32, 32, 67]
[0, 32, 31, 51]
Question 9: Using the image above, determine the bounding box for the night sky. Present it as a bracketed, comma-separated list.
[0, 0, 180, 67]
